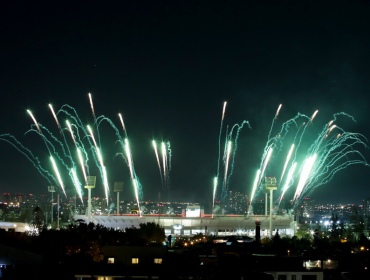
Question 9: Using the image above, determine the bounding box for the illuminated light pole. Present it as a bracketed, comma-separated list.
[85, 176, 96, 223]
[114, 182, 124, 215]
[265, 177, 277, 238]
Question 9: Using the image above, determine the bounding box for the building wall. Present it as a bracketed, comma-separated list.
[74, 214, 295, 237]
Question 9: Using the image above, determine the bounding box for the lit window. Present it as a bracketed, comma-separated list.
[132, 258, 139, 264]
[154, 258, 162, 264]
[108, 257, 114, 264]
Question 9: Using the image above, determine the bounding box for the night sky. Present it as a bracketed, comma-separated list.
[0, 1, 370, 205]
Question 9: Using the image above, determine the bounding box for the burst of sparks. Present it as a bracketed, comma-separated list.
[50, 156, 66, 196]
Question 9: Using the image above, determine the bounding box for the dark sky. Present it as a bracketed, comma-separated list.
[0, 1, 370, 205]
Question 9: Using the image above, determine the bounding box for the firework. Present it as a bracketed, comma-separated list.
[71, 168, 83, 203]
[77, 148, 87, 184]
[222, 101, 227, 121]
[66, 120, 76, 146]
[50, 156, 66, 196]
[125, 139, 134, 179]
[152, 140, 163, 187]
[27, 110, 41, 134]
[279, 144, 294, 186]
[294, 154, 317, 201]
[250, 169, 261, 205]
[161, 142, 167, 186]
[88, 93, 96, 121]
[133, 179, 142, 217]
[275, 104, 282, 119]
[223, 141, 232, 188]
[87, 125, 98, 148]
[258, 146, 273, 188]
[49, 104, 61, 132]
[279, 162, 297, 205]
[310, 110, 319, 123]
[212, 177, 218, 218]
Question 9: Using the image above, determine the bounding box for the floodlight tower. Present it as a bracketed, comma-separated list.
[114, 182, 124, 215]
[48, 186, 56, 225]
[85, 176, 96, 223]
[262, 187, 269, 216]
[265, 177, 277, 238]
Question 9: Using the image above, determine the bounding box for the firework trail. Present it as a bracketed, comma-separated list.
[87, 125, 98, 148]
[89, 93, 102, 148]
[57, 107, 101, 177]
[116, 114, 144, 200]
[212, 177, 218, 218]
[26, 123, 83, 199]
[257, 146, 273, 188]
[50, 156, 66, 196]
[279, 162, 297, 206]
[87, 125, 109, 204]
[133, 179, 142, 217]
[279, 144, 295, 187]
[27, 110, 41, 134]
[223, 120, 252, 199]
[293, 154, 317, 201]
[49, 104, 62, 133]
[77, 148, 88, 184]
[152, 140, 164, 189]
[161, 142, 167, 188]
[166, 141, 172, 191]
[66, 120, 76, 146]
[249, 169, 261, 209]
[118, 113, 128, 139]
[216, 102, 227, 181]
[309, 110, 319, 124]
[222, 141, 232, 192]
[71, 168, 83, 203]
[275, 104, 282, 119]
[124, 139, 134, 180]
[26, 110, 52, 155]
[0, 134, 58, 185]
[26, 128, 81, 196]
[295, 126, 368, 205]
[267, 104, 282, 143]
[70, 123, 90, 176]
[88, 93, 96, 121]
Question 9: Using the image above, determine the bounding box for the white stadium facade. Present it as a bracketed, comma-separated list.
[73, 213, 296, 238]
